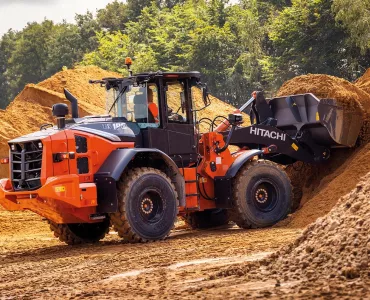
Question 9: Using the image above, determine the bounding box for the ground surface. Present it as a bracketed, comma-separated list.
[0, 210, 301, 299]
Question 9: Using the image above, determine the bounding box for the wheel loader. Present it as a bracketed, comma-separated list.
[0, 60, 363, 244]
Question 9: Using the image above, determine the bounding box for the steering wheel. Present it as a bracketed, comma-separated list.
[168, 106, 185, 122]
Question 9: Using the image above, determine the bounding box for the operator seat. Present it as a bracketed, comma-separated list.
[255, 91, 277, 126]
[133, 94, 148, 123]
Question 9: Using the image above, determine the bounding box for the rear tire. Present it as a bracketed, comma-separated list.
[49, 218, 110, 245]
[183, 209, 229, 229]
[230, 160, 292, 228]
[110, 167, 178, 243]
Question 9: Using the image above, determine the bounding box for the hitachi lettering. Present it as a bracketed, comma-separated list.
[250, 127, 286, 141]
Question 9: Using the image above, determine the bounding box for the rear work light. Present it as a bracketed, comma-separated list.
[0, 157, 9, 164]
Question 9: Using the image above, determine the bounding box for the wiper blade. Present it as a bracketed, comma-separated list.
[108, 86, 127, 114]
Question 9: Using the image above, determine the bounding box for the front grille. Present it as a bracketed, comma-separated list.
[10, 140, 43, 191]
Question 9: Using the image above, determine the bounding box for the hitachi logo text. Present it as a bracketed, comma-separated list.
[250, 127, 286, 141]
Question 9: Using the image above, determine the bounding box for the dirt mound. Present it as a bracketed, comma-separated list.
[281, 144, 370, 228]
[214, 174, 370, 298]
[355, 68, 370, 94]
[277, 73, 370, 227]
[38, 66, 120, 116]
[278, 74, 370, 115]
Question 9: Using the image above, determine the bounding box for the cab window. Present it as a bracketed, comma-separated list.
[107, 83, 160, 128]
[166, 82, 187, 123]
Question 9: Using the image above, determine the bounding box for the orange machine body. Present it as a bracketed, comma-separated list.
[0, 129, 134, 223]
[0, 129, 255, 223]
[179, 131, 253, 213]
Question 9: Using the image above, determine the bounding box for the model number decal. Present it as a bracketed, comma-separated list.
[113, 123, 128, 130]
[101, 123, 128, 131]
[250, 127, 286, 141]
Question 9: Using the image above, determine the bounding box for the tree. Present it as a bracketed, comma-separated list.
[0, 31, 17, 108]
[6, 21, 54, 99]
[97, 1, 129, 32]
[75, 12, 100, 52]
[268, 0, 349, 86]
[333, 0, 370, 54]
[46, 23, 86, 77]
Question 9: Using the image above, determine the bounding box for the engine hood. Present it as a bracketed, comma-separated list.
[70, 121, 140, 143]
[9, 128, 59, 144]
[8, 118, 142, 145]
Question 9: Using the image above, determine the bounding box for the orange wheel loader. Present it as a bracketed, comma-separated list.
[0, 60, 362, 244]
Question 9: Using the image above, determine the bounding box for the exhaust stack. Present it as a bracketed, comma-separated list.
[63, 88, 79, 118]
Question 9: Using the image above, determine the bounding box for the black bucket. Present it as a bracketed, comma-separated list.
[269, 93, 363, 147]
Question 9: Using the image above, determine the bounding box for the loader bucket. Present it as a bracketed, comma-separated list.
[269, 93, 363, 147]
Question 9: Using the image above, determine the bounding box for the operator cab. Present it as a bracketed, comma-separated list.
[96, 69, 209, 167]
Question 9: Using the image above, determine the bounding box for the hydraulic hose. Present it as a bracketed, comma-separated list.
[215, 125, 236, 154]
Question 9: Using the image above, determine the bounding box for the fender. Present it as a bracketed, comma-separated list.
[226, 149, 262, 178]
[94, 148, 185, 213]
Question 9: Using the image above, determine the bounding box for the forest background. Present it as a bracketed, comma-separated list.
[0, 0, 368, 108]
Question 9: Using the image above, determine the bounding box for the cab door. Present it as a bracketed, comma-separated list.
[147, 78, 198, 166]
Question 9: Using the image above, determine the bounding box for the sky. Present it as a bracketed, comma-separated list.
[0, 0, 113, 37]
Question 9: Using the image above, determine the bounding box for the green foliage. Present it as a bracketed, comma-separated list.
[333, 0, 370, 53]
[85, 0, 263, 104]
[97, 1, 129, 32]
[1, 0, 370, 109]
[6, 21, 54, 99]
[0, 31, 17, 108]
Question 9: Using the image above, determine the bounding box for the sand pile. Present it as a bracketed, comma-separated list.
[214, 174, 370, 298]
[276, 73, 370, 227]
[282, 145, 370, 228]
[355, 68, 370, 94]
[278, 74, 370, 115]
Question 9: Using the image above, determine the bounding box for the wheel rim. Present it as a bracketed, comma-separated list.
[250, 179, 279, 212]
[138, 188, 164, 223]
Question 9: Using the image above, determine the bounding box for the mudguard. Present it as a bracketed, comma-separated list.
[94, 148, 185, 213]
[226, 149, 263, 178]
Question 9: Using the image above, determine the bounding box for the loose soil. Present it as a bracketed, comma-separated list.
[355, 67, 370, 94]
[278, 73, 370, 228]
[207, 173, 370, 299]
[0, 214, 300, 299]
[0, 69, 370, 298]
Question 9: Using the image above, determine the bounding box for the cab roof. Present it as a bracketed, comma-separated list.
[134, 71, 201, 79]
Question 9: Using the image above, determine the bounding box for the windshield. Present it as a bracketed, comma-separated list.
[106, 83, 160, 128]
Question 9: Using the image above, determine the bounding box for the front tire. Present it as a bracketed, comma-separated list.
[230, 160, 292, 228]
[110, 167, 178, 243]
[49, 218, 110, 245]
